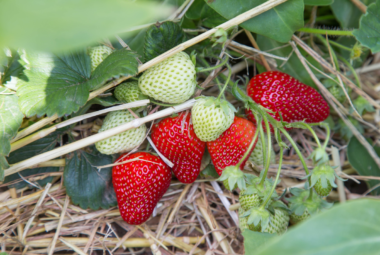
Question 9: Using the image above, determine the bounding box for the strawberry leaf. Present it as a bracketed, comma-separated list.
[64, 147, 117, 210]
[0, 156, 9, 182]
[206, 0, 304, 43]
[4, 131, 62, 189]
[0, 0, 171, 53]
[89, 49, 138, 90]
[0, 94, 24, 158]
[331, 0, 370, 29]
[186, 0, 227, 27]
[144, 21, 186, 62]
[253, 199, 380, 255]
[353, 0, 380, 53]
[17, 49, 138, 117]
[304, 0, 333, 5]
[243, 230, 275, 252]
[347, 136, 380, 195]
[1, 50, 25, 90]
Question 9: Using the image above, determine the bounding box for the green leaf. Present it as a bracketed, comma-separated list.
[144, 21, 186, 62]
[1, 51, 25, 90]
[353, 0, 380, 53]
[4, 131, 61, 189]
[17, 50, 91, 117]
[252, 199, 380, 255]
[347, 136, 380, 195]
[17, 49, 138, 117]
[304, 0, 333, 5]
[0, 0, 171, 53]
[243, 230, 276, 252]
[0, 94, 24, 157]
[64, 147, 117, 210]
[335, 37, 370, 68]
[330, 0, 363, 29]
[206, 0, 304, 43]
[201, 164, 219, 178]
[186, 0, 227, 27]
[256, 35, 321, 88]
[90, 49, 139, 90]
[0, 156, 9, 181]
[87, 96, 120, 107]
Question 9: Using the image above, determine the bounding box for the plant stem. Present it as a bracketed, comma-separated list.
[320, 122, 331, 150]
[260, 146, 283, 209]
[325, 40, 353, 52]
[236, 120, 262, 168]
[298, 27, 354, 36]
[217, 64, 232, 100]
[280, 128, 310, 175]
[300, 123, 322, 148]
[259, 113, 272, 186]
[196, 57, 229, 73]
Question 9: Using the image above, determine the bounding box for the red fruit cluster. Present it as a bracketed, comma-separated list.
[245, 71, 329, 129]
[112, 71, 330, 225]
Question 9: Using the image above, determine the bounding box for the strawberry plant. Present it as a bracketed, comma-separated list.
[1, 0, 380, 254]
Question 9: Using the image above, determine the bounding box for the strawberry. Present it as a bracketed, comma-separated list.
[88, 45, 113, 72]
[308, 164, 340, 197]
[192, 97, 235, 142]
[114, 81, 148, 111]
[239, 192, 262, 211]
[151, 112, 205, 183]
[139, 52, 196, 104]
[112, 152, 171, 225]
[290, 210, 310, 224]
[240, 201, 289, 234]
[245, 71, 329, 130]
[95, 110, 146, 155]
[207, 117, 257, 175]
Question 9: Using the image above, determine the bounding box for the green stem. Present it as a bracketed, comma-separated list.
[236, 120, 261, 168]
[260, 145, 283, 209]
[298, 27, 354, 36]
[280, 128, 310, 176]
[259, 113, 272, 186]
[300, 123, 322, 148]
[196, 57, 229, 73]
[315, 34, 340, 71]
[336, 55, 362, 88]
[314, 15, 335, 22]
[217, 64, 232, 100]
[326, 40, 353, 52]
[320, 122, 331, 150]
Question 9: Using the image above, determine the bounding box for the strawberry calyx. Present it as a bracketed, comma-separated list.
[218, 166, 246, 191]
[286, 188, 333, 218]
[243, 206, 271, 232]
[306, 164, 346, 197]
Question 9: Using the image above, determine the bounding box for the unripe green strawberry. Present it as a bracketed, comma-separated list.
[239, 192, 261, 211]
[95, 110, 146, 155]
[314, 179, 332, 197]
[247, 202, 289, 234]
[88, 45, 113, 72]
[223, 179, 237, 191]
[265, 207, 289, 234]
[114, 81, 148, 111]
[328, 86, 346, 103]
[290, 210, 310, 224]
[139, 52, 196, 103]
[192, 97, 235, 142]
[238, 207, 249, 230]
[249, 135, 275, 166]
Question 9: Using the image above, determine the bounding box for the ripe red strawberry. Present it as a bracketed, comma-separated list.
[207, 117, 257, 175]
[245, 71, 329, 129]
[151, 112, 206, 183]
[112, 152, 171, 225]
